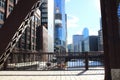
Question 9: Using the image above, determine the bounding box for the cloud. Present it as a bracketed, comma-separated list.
[67, 15, 80, 28]
[65, 0, 71, 3]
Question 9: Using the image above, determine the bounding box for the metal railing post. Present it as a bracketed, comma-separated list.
[85, 52, 88, 70]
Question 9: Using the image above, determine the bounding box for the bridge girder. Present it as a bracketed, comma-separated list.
[0, 0, 42, 69]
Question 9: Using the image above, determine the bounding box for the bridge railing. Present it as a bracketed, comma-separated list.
[1, 51, 104, 71]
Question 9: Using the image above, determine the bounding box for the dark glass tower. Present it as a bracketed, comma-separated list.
[117, 3, 120, 22]
[54, 0, 67, 53]
[40, 0, 48, 28]
[98, 18, 103, 51]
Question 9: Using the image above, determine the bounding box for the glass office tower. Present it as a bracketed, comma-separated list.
[82, 28, 89, 52]
[73, 35, 83, 52]
[117, 3, 120, 22]
[54, 0, 67, 53]
[38, 0, 54, 52]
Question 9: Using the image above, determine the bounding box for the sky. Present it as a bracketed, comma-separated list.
[65, 0, 101, 44]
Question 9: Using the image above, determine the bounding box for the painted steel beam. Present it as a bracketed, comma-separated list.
[0, 0, 41, 69]
[100, 0, 120, 80]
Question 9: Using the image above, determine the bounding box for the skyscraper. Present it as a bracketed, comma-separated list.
[84, 36, 98, 52]
[37, 0, 55, 52]
[117, 3, 120, 22]
[37, 0, 48, 52]
[98, 18, 103, 51]
[82, 28, 89, 39]
[82, 28, 89, 52]
[40, 0, 48, 27]
[0, 0, 15, 28]
[67, 44, 73, 52]
[54, 0, 67, 53]
[73, 35, 83, 52]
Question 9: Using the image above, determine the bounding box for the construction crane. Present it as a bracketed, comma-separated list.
[0, 0, 42, 69]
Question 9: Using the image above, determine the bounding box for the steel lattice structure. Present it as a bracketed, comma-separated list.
[0, 0, 42, 69]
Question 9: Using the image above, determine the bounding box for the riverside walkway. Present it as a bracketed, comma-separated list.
[0, 67, 104, 80]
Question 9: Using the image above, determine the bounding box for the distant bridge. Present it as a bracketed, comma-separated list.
[56, 52, 104, 62]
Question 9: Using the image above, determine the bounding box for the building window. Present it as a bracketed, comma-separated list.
[31, 16, 35, 22]
[21, 32, 25, 40]
[26, 44, 30, 49]
[0, 24, 2, 28]
[9, 5, 13, 13]
[9, 0, 14, 3]
[0, 12, 4, 21]
[42, 18, 47, 22]
[42, 14, 47, 17]
[42, 3, 47, 8]
[34, 17, 41, 26]
[21, 43, 25, 49]
[0, 0, 5, 8]
[42, 8, 47, 12]
[32, 38, 34, 43]
[34, 16, 38, 23]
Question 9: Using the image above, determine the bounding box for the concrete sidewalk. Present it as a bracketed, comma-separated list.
[0, 69, 104, 80]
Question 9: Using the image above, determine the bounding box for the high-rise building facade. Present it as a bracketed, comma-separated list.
[117, 3, 120, 22]
[37, 0, 48, 52]
[0, 0, 15, 28]
[84, 36, 98, 52]
[39, 0, 54, 52]
[82, 28, 89, 39]
[54, 0, 67, 53]
[67, 44, 73, 52]
[98, 29, 103, 51]
[82, 28, 89, 52]
[82, 28, 99, 52]
[40, 0, 47, 27]
[98, 18, 103, 51]
[13, 3, 41, 53]
[73, 35, 83, 52]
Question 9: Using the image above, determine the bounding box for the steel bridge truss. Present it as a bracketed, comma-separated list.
[0, 0, 42, 69]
